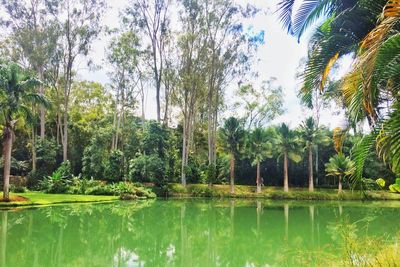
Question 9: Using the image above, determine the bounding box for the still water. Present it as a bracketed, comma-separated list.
[1, 199, 399, 267]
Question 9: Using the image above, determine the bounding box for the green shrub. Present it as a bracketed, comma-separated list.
[376, 178, 386, 189]
[39, 176, 70, 194]
[104, 150, 124, 182]
[389, 184, 400, 193]
[361, 178, 379, 190]
[128, 154, 165, 184]
[39, 162, 73, 193]
[68, 177, 104, 195]
[85, 184, 115, 195]
[190, 186, 219, 198]
[388, 178, 400, 193]
[10, 184, 27, 193]
[58, 161, 73, 179]
[113, 182, 156, 199]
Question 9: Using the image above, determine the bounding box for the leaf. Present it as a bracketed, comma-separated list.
[288, 151, 302, 163]
[320, 52, 339, 90]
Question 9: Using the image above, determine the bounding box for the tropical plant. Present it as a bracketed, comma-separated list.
[376, 178, 386, 189]
[247, 127, 274, 193]
[219, 117, 245, 194]
[278, 0, 400, 188]
[0, 61, 49, 201]
[388, 178, 400, 193]
[299, 117, 330, 192]
[104, 149, 125, 182]
[275, 123, 302, 192]
[325, 153, 355, 193]
[128, 154, 165, 185]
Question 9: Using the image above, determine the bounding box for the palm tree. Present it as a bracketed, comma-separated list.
[276, 123, 302, 192]
[299, 117, 330, 192]
[278, 0, 400, 184]
[247, 127, 274, 193]
[325, 153, 355, 193]
[219, 117, 245, 194]
[0, 62, 48, 201]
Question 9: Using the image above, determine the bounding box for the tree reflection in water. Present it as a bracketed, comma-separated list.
[1, 199, 400, 266]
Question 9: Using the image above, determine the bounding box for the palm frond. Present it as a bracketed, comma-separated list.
[24, 93, 51, 109]
[349, 130, 378, 188]
[276, 0, 296, 34]
[293, 0, 335, 40]
[376, 103, 400, 174]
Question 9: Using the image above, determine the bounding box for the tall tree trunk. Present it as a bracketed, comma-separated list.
[38, 68, 45, 139]
[156, 83, 161, 122]
[308, 146, 314, 192]
[181, 114, 189, 187]
[62, 110, 68, 162]
[163, 82, 169, 127]
[315, 145, 319, 186]
[256, 161, 261, 193]
[111, 86, 119, 150]
[284, 151, 289, 192]
[230, 153, 235, 194]
[32, 127, 37, 172]
[338, 175, 343, 193]
[2, 126, 13, 201]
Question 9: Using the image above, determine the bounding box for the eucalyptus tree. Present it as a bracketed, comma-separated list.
[194, 0, 263, 184]
[275, 123, 302, 192]
[234, 78, 284, 130]
[107, 30, 142, 150]
[0, 62, 49, 201]
[173, 0, 208, 186]
[124, 0, 171, 123]
[50, 0, 106, 162]
[219, 117, 245, 194]
[247, 127, 274, 193]
[0, 0, 59, 139]
[299, 117, 330, 192]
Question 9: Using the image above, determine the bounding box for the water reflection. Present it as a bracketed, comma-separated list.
[0, 200, 399, 267]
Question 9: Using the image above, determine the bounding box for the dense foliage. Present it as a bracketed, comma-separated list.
[0, 0, 398, 200]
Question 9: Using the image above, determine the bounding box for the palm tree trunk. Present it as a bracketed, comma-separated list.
[308, 147, 314, 192]
[338, 175, 343, 193]
[230, 153, 235, 194]
[2, 126, 13, 201]
[284, 152, 289, 192]
[256, 161, 261, 193]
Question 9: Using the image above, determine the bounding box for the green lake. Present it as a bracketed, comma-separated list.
[1, 199, 400, 266]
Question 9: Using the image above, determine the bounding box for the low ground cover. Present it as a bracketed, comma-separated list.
[164, 183, 400, 200]
[0, 192, 119, 207]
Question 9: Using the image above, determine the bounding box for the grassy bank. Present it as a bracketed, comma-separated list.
[0, 192, 119, 207]
[163, 183, 400, 201]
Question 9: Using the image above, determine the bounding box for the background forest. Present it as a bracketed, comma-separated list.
[0, 0, 397, 197]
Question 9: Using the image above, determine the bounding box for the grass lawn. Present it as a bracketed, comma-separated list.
[0, 192, 118, 208]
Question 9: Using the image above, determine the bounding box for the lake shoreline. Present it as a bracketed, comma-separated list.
[158, 183, 400, 201]
[2, 184, 400, 208]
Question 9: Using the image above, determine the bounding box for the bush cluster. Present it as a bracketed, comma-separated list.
[38, 162, 156, 199]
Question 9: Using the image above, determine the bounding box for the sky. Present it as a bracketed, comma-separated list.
[78, 0, 351, 129]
